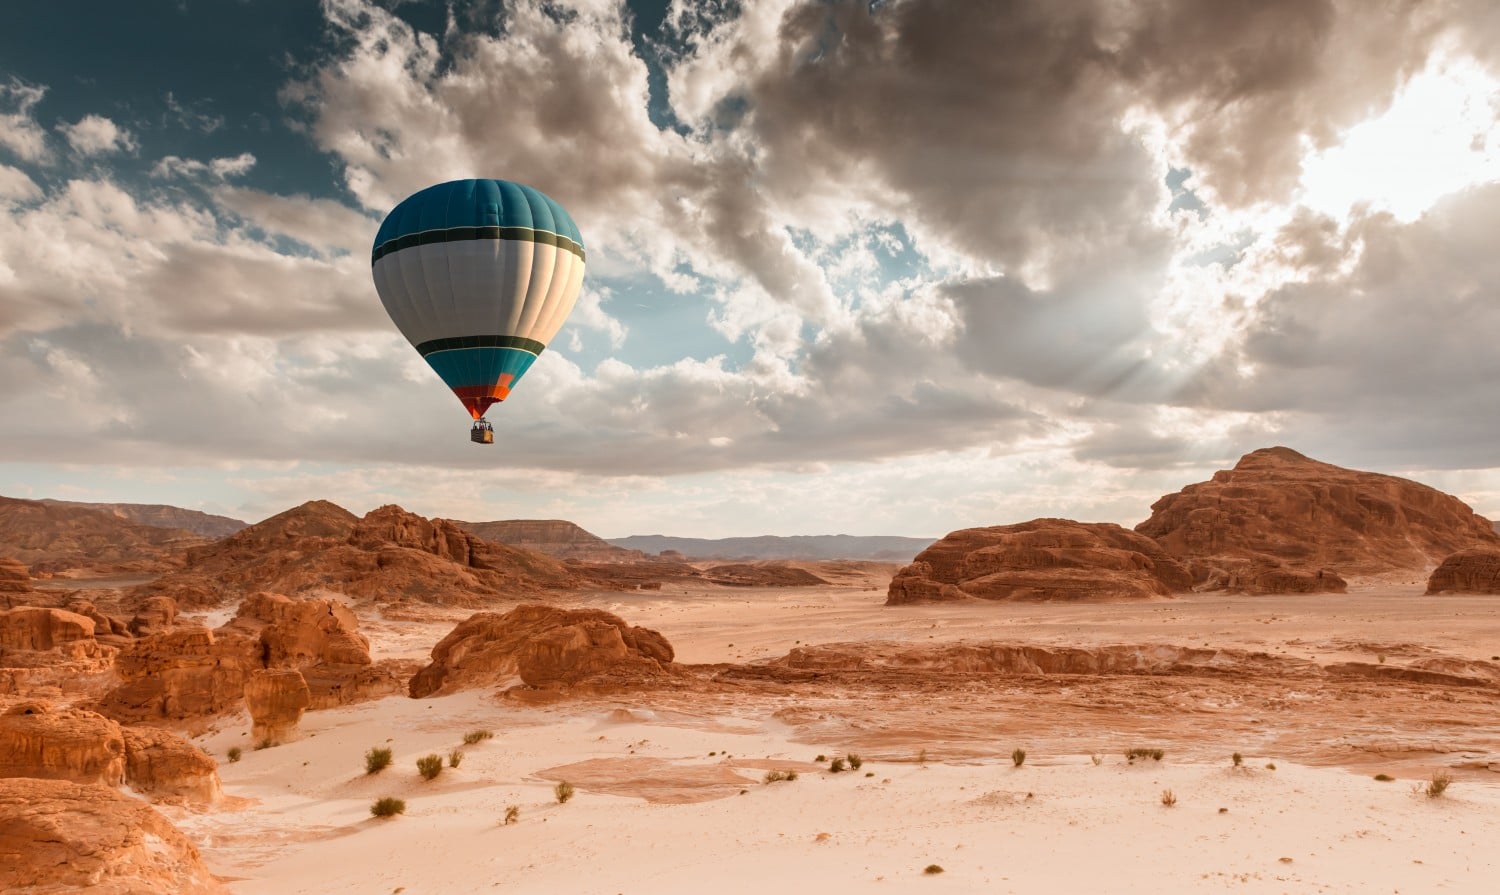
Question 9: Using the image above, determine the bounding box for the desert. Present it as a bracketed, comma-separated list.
[1, 448, 1498, 893]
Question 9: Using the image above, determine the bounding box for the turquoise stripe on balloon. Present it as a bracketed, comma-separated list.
[422, 346, 539, 391]
[373, 179, 583, 254]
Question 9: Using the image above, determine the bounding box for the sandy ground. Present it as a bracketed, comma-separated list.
[181, 581, 1500, 894]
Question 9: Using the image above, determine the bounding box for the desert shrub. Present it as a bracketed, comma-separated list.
[848, 753, 863, 770]
[365, 747, 393, 775]
[924, 865, 945, 875]
[1126, 748, 1164, 762]
[227, 747, 242, 763]
[463, 730, 493, 746]
[416, 754, 443, 781]
[764, 769, 795, 783]
[503, 805, 519, 825]
[1265, 763, 1277, 771]
[830, 757, 848, 773]
[448, 749, 464, 769]
[918, 749, 928, 766]
[370, 797, 406, 818]
[1425, 771, 1453, 798]
[1012, 748, 1027, 767]
[1161, 789, 1177, 807]
[1231, 752, 1243, 767]
[787, 770, 799, 781]
[1090, 754, 1102, 766]
[253, 738, 276, 751]
[555, 781, 575, 804]
[815, 754, 827, 762]
[1374, 774, 1394, 782]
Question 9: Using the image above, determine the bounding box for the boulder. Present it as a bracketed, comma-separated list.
[128, 596, 178, 637]
[121, 727, 222, 804]
[0, 606, 95, 652]
[410, 604, 675, 697]
[887, 519, 1192, 604]
[0, 778, 226, 894]
[243, 668, 311, 744]
[1138, 447, 1500, 589]
[0, 700, 126, 786]
[1427, 548, 1500, 594]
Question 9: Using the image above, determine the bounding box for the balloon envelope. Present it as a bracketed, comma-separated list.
[371, 179, 585, 419]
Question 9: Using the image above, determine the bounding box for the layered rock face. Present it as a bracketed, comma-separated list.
[0, 700, 126, 786]
[0, 778, 226, 894]
[0, 557, 32, 608]
[887, 519, 1192, 604]
[0, 608, 118, 699]
[1137, 447, 1500, 590]
[243, 669, 311, 743]
[97, 624, 261, 725]
[456, 519, 647, 562]
[410, 604, 675, 697]
[1427, 548, 1500, 594]
[136, 501, 580, 608]
[0, 699, 221, 805]
[38, 499, 247, 539]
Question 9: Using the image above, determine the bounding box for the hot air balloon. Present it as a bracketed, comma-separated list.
[371, 179, 585, 444]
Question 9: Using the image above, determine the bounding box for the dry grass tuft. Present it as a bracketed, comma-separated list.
[1012, 748, 1027, 767]
[1160, 789, 1177, 807]
[416, 754, 443, 781]
[365, 747, 393, 775]
[463, 730, 493, 746]
[370, 797, 405, 818]
[555, 780, 575, 803]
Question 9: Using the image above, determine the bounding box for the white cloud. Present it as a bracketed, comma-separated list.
[56, 114, 137, 157]
[0, 79, 50, 163]
[151, 152, 257, 181]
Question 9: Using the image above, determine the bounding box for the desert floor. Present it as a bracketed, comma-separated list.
[178, 580, 1500, 894]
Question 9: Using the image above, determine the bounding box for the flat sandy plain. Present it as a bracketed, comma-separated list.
[179, 575, 1500, 894]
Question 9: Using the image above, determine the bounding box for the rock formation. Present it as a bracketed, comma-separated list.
[0, 608, 118, 699]
[1137, 447, 1500, 590]
[0, 557, 32, 608]
[700, 563, 829, 587]
[136, 501, 581, 608]
[456, 518, 647, 562]
[0, 700, 126, 786]
[244, 668, 311, 743]
[1427, 548, 1500, 594]
[96, 623, 261, 725]
[410, 604, 675, 697]
[887, 519, 1192, 604]
[120, 726, 222, 804]
[0, 496, 210, 576]
[127, 595, 177, 637]
[0, 778, 226, 894]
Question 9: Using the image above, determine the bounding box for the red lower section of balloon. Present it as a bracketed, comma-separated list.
[452, 382, 512, 420]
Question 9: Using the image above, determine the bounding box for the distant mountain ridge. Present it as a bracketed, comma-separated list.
[454, 519, 645, 562]
[0, 496, 211, 575]
[607, 534, 934, 562]
[39, 499, 247, 539]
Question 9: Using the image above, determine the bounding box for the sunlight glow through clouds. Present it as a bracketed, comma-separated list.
[1300, 52, 1500, 222]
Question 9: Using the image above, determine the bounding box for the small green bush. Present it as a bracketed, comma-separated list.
[447, 749, 463, 769]
[463, 730, 493, 746]
[365, 747, 393, 775]
[847, 753, 863, 770]
[764, 769, 795, 783]
[416, 754, 443, 781]
[370, 797, 406, 818]
[555, 780, 575, 804]
[1126, 748, 1164, 762]
[227, 747, 242, 763]
[1012, 748, 1027, 767]
[503, 805, 519, 825]
[924, 864, 945, 875]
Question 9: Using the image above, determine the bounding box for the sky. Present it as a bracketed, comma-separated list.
[1, 0, 1499, 537]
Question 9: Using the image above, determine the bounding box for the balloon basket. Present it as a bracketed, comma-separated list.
[470, 421, 494, 445]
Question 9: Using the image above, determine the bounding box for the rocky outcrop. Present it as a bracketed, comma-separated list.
[0, 700, 126, 786]
[0, 496, 210, 576]
[135, 501, 580, 608]
[0, 557, 31, 608]
[456, 519, 647, 562]
[243, 669, 311, 744]
[120, 727, 221, 804]
[410, 604, 675, 697]
[218, 592, 370, 668]
[1137, 447, 1500, 590]
[0, 608, 118, 699]
[701, 563, 829, 587]
[127, 596, 178, 637]
[1427, 548, 1500, 594]
[0, 778, 226, 894]
[96, 624, 261, 726]
[887, 519, 1192, 604]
